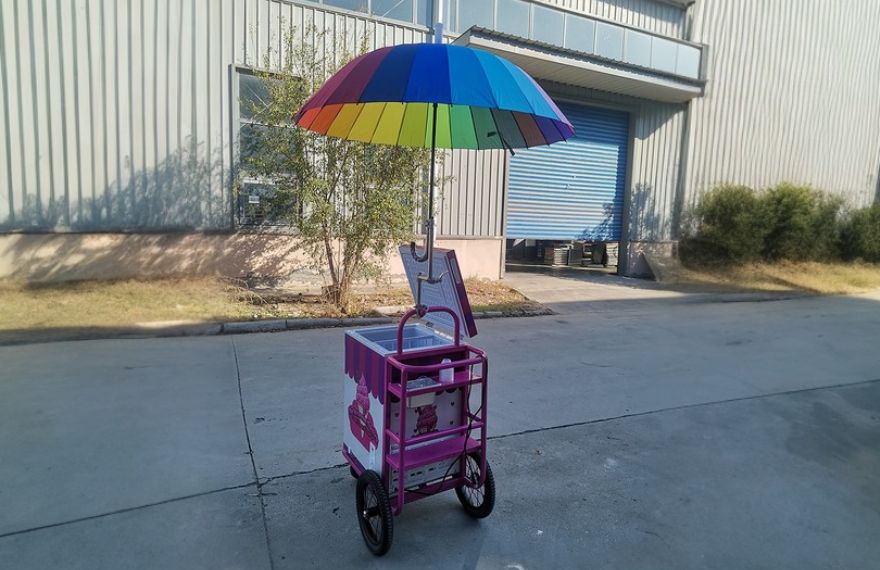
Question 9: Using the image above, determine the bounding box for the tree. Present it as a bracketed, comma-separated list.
[240, 28, 433, 312]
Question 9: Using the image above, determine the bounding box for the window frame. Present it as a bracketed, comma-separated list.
[301, 0, 431, 27]
[233, 65, 303, 229]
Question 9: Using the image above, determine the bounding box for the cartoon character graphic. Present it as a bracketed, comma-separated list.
[415, 404, 438, 435]
[348, 376, 378, 449]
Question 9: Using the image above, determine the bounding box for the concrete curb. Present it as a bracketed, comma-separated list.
[222, 320, 288, 334]
[683, 292, 815, 304]
[0, 309, 556, 347]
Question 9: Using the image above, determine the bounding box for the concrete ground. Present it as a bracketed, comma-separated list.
[1, 272, 879, 569]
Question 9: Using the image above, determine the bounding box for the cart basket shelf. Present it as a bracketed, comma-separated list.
[386, 435, 481, 471]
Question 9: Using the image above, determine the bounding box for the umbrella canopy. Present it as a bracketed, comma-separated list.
[295, 42, 572, 305]
[294, 43, 573, 149]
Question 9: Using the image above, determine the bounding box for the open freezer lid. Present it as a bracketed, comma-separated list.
[398, 245, 478, 339]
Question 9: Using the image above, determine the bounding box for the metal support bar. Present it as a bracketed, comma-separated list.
[411, 102, 440, 308]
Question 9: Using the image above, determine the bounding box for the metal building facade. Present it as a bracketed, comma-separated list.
[540, 0, 688, 38]
[2, 0, 880, 279]
[537, 80, 686, 243]
[682, 0, 880, 209]
[0, 0, 504, 235]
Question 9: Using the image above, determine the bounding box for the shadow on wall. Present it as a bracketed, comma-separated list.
[577, 201, 615, 241]
[627, 183, 667, 241]
[3, 138, 230, 232]
[0, 232, 314, 285]
[0, 139, 320, 284]
[573, 184, 664, 244]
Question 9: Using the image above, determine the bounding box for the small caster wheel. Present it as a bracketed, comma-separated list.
[455, 452, 495, 519]
[349, 465, 359, 479]
[356, 470, 393, 556]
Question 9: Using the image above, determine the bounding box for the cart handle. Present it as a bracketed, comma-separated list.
[387, 354, 484, 376]
[397, 305, 460, 355]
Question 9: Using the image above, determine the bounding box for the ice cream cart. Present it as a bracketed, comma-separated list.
[294, 35, 574, 558]
[342, 246, 495, 555]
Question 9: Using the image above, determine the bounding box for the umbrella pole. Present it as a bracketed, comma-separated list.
[415, 102, 439, 309]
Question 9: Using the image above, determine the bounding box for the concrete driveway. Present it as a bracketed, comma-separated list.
[1, 282, 879, 568]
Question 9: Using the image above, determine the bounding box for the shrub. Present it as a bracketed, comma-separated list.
[761, 183, 842, 261]
[679, 184, 768, 264]
[679, 182, 849, 266]
[840, 204, 880, 262]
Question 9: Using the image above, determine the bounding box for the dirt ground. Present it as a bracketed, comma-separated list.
[669, 261, 880, 295]
[0, 277, 539, 331]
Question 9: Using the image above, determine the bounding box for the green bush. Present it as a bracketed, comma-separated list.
[840, 204, 880, 262]
[680, 182, 852, 265]
[679, 184, 768, 264]
[761, 183, 842, 261]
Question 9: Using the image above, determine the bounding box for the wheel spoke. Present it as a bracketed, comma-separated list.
[455, 455, 494, 520]
[360, 487, 381, 543]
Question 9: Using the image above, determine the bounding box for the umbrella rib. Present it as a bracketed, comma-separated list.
[508, 111, 529, 148]
[491, 109, 524, 150]
[368, 102, 390, 144]
[547, 119, 567, 145]
[392, 102, 410, 147]
[472, 49, 500, 110]
[492, 109, 510, 150]
[468, 106, 480, 151]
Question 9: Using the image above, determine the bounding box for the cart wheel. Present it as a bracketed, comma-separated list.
[355, 471, 393, 556]
[455, 452, 496, 519]
[349, 465, 359, 479]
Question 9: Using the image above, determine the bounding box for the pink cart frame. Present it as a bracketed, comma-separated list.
[343, 305, 488, 516]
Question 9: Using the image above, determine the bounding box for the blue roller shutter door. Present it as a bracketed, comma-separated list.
[506, 103, 629, 240]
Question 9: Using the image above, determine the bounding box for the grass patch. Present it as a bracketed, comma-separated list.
[0, 276, 537, 332]
[670, 262, 880, 295]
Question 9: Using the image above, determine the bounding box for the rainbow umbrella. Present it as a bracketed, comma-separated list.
[295, 42, 573, 302]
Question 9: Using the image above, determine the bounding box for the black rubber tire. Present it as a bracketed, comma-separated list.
[355, 470, 394, 556]
[350, 465, 359, 479]
[455, 452, 496, 519]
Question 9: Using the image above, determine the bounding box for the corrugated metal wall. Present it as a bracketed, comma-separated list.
[683, 0, 880, 208]
[543, 82, 686, 241]
[7, 0, 876, 244]
[536, 0, 687, 38]
[0, 0, 505, 236]
[436, 149, 506, 237]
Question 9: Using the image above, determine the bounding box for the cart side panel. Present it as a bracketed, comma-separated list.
[343, 331, 387, 475]
[387, 391, 463, 492]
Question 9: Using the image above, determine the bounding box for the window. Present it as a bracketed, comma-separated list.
[564, 15, 595, 54]
[458, 0, 494, 30]
[324, 0, 369, 12]
[496, 0, 529, 38]
[319, 0, 431, 26]
[237, 70, 299, 227]
[372, 0, 413, 23]
[416, 0, 431, 25]
[676, 44, 701, 79]
[443, 0, 700, 80]
[651, 37, 678, 74]
[595, 22, 624, 61]
[530, 4, 564, 45]
[238, 181, 296, 227]
[444, 0, 457, 31]
[624, 30, 652, 68]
